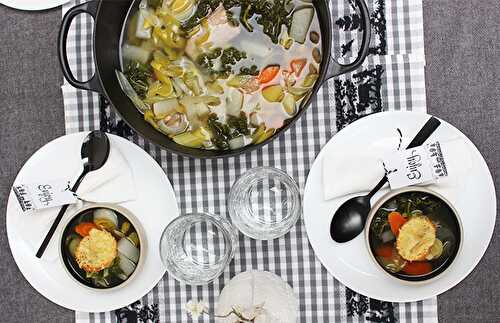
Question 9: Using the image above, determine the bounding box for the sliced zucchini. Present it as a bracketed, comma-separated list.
[282, 93, 297, 116]
[262, 85, 285, 102]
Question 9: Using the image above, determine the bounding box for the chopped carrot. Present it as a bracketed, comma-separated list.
[290, 58, 307, 77]
[375, 244, 393, 258]
[388, 211, 407, 236]
[75, 222, 97, 237]
[402, 261, 432, 275]
[257, 65, 280, 84]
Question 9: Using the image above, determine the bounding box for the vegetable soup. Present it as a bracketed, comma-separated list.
[118, 0, 322, 150]
[368, 191, 461, 281]
[61, 207, 141, 289]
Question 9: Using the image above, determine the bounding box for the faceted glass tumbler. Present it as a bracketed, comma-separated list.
[228, 167, 301, 240]
[160, 212, 238, 285]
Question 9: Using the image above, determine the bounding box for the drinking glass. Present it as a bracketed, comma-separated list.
[228, 167, 301, 240]
[160, 212, 238, 285]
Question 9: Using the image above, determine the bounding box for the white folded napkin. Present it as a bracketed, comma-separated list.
[76, 142, 136, 204]
[323, 138, 473, 200]
[15, 138, 136, 262]
[323, 151, 387, 200]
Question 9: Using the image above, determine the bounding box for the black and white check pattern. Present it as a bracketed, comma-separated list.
[63, 1, 437, 322]
[330, 0, 425, 61]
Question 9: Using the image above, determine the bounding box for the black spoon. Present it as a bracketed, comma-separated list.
[329, 116, 441, 243]
[36, 131, 110, 258]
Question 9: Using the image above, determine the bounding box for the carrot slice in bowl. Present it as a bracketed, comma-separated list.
[402, 261, 432, 275]
[75, 222, 97, 237]
[388, 211, 407, 236]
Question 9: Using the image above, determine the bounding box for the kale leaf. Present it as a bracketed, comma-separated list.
[197, 47, 247, 78]
[147, 0, 162, 8]
[227, 112, 250, 135]
[182, 0, 294, 44]
[207, 113, 250, 149]
[240, 65, 260, 76]
[124, 61, 152, 98]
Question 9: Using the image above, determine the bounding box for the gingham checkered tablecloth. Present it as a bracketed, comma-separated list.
[62, 1, 437, 322]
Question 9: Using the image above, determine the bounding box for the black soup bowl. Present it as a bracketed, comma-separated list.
[58, 0, 371, 158]
[60, 204, 145, 290]
[365, 187, 463, 283]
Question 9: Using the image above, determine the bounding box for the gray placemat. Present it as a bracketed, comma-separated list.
[61, 1, 436, 322]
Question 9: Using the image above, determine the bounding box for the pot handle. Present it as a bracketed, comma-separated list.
[325, 0, 371, 79]
[58, 1, 103, 93]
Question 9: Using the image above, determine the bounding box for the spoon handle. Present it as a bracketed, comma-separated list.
[35, 170, 88, 258]
[367, 177, 388, 198]
[406, 116, 441, 149]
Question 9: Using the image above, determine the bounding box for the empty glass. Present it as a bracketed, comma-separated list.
[160, 212, 238, 285]
[228, 167, 301, 240]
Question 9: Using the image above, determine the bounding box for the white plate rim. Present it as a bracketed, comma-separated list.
[303, 111, 497, 302]
[6, 132, 179, 312]
[1, 0, 69, 11]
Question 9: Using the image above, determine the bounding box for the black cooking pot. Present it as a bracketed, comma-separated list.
[59, 0, 370, 158]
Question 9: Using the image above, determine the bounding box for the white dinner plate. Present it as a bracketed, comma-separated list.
[304, 111, 496, 302]
[1, 0, 69, 11]
[6, 133, 179, 312]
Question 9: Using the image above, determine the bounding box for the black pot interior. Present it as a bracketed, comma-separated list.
[94, 0, 333, 158]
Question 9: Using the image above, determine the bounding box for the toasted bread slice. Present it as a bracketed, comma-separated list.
[396, 216, 436, 261]
[75, 228, 117, 273]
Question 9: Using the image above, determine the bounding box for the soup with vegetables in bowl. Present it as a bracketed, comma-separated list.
[118, 0, 322, 151]
[366, 188, 462, 282]
[60, 205, 144, 289]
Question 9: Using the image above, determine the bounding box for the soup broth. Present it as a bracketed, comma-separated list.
[118, 0, 322, 150]
[368, 191, 461, 281]
[61, 207, 141, 289]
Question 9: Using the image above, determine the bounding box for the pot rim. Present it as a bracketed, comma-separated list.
[74, 0, 368, 158]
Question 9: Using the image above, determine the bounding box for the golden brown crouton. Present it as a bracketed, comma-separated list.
[396, 216, 436, 261]
[75, 228, 117, 273]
